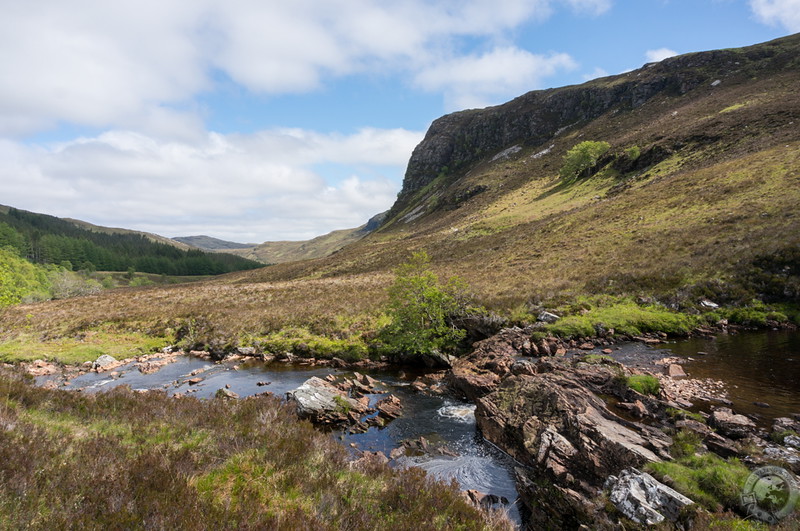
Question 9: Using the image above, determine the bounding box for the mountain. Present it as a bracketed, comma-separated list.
[222, 211, 388, 264]
[244, 32, 800, 302]
[3, 33, 799, 341]
[172, 235, 254, 251]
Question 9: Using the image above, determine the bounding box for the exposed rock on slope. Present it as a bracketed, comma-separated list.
[386, 33, 800, 223]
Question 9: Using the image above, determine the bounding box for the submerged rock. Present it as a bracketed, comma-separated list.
[605, 467, 694, 525]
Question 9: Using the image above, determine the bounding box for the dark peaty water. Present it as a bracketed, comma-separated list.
[668, 331, 800, 423]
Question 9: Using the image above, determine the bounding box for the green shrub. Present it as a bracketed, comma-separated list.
[626, 374, 660, 395]
[624, 145, 641, 161]
[0, 248, 51, 306]
[379, 251, 473, 358]
[559, 140, 611, 181]
[671, 429, 703, 458]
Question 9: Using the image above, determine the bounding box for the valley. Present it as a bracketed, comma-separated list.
[2, 33, 800, 529]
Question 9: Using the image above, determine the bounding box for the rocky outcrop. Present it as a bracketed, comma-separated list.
[476, 371, 670, 481]
[449, 326, 563, 400]
[465, 351, 673, 527]
[605, 468, 694, 525]
[388, 34, 800, 223]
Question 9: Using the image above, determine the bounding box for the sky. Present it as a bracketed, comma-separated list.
[0, 1, 798, 243]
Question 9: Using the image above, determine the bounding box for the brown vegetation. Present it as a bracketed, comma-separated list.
[0, 368, 510, 530]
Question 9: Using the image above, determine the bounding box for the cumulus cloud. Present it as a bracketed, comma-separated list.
[0, 128, 423, 242]
[414, 47, 577, 110]
[0, 0, 609, 240]
[0, 0, 599, 136]
[645, 48, 679, 63]
[749, 0, 800, 31]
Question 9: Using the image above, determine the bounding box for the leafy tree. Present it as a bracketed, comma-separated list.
[0, 248, 51, 306]
[0, 222, 26, 255]
[380, 251, 472, 357]
[559, 140, 611, 181]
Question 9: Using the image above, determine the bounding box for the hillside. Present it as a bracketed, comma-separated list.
[1, 34, 799, 343]
[223, 211, 387, 264]
[0, 206, 262, 276]
[172, 235, 254, 251]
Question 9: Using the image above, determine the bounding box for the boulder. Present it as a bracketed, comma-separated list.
[93, 354, 117, 370]
[538, 311, 561, 323]
[286, 376, 369, 425]
[605, 467, 694, 525]
[710, 407, 756, 439]
[667, 364, 687, 379]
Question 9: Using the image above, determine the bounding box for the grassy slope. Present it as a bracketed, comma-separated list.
[225, 225, 367, 264]
[0, 369, 508, 530]
[0, 38, 798, 351]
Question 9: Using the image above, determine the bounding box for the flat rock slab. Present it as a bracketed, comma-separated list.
[605, 467, 694, 525]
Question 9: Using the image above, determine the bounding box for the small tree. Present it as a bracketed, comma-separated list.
[380, 251, 471, 357]
[559, 140, 611, 181]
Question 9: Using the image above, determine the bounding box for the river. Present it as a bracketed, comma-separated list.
[39, 329, 800, 528]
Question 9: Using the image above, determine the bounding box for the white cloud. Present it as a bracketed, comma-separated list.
[0, 0, 599, 137]
[750, 0, 800, 31]
[645, 48, 679, 63]
[414, 46, 577, 110]
[582, 67, 609, 81]
[0, 127, 423, 242]
[563, 0, 613, 16]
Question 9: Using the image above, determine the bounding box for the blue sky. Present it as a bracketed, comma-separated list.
[0, 0, 797, 242]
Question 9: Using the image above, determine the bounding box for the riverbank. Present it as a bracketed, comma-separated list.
[0, 365, 514, 530]
[446, 328, 800, 529]
[6, 328, 800, 528]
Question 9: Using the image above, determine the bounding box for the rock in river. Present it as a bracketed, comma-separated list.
[286, 376, 369, 426]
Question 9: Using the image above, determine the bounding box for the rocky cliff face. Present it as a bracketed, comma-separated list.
[387, 33, 800, 221]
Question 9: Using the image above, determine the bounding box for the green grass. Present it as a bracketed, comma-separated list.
[0, 368, 510, 530]
[646, 453, 752, 511]
[546, 296, 699, 338]
[583, 354, 613, 364]
[626, 374, 660, 395]
[0, 329, 169, 364]
[666, 407, 706, 423]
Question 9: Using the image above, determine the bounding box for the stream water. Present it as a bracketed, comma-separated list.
[38, 330, 800, 528]
[50, 356, 523, 524]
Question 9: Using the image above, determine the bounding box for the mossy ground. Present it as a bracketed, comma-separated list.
[0, 328, 169, 364]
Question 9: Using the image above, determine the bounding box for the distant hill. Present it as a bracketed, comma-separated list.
[225, 211, 387, 264]
[172, 235, 254, 251]
[0, 206, 263, 276]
